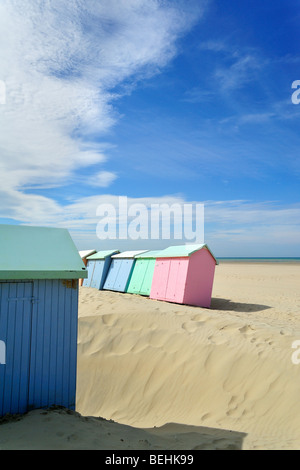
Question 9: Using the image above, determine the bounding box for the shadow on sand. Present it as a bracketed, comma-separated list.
[145, 422, 247, 450]
[210, 297, 271, 313]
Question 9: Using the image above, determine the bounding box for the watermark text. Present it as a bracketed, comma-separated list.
[0, 340, 6, 365]
[96, 197, 204, 243]
[291, 340, 300, 365]
[291, 80, 300, 105]
[0, 80, 6, 105]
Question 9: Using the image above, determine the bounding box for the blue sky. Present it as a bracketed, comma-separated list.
[0, 0, 299, 256]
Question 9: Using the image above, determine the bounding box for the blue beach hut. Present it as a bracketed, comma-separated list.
[82, 250, 119, 290]
[103, 250, 147, 293]
[79, 249, 96, 286]
[0, 224, 87, 417]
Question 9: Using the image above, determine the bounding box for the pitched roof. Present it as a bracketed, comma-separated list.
[79, 249, 97, 259]
[111, 250, 148, 259]
[156, 244, 218, 264]
[87, 250, 119, 260]
[0, 224, 88, 279]
[134, 250, 162, 259]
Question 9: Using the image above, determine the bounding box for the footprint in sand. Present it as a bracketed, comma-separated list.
[101, 314, 118, 326]
[208, 334, 229, 345]
[201, 412, 211, 421]
[182, 321, 205, 333]
[220, 324, 240, 333]
[191, 313, 206, 322]
[239, 325, 256, 335]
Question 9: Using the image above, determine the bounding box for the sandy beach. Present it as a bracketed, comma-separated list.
[1, 261, 300, 450]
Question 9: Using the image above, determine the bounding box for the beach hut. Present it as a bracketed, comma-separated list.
[78, 249, 97, 286]
[126, 250, 161, 296]
[150, 244, 218, 308]
[0, 224, 87, 417]
[82, 250, 119, 290]
[103, 250, 147, 293]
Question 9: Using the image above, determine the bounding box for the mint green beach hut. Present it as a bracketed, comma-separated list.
[126, 250, 161, 296]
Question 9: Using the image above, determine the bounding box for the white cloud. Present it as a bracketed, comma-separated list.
[204, 200, 300, 226]
[88, 171, 118, 187]
[0, 0, 201, 206]
[215, 55, 263, 91]
[2, 191, 299, 255]
[71, 197, 300, 254]
[203, 200, 300, 255]
[198, 40, 265, 92]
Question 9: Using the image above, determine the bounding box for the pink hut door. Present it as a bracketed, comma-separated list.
[150, 260, 170, 300]
[165, 259, 189, 303]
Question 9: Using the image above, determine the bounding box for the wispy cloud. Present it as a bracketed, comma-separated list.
[0, 0, 202, 206]
[1, 189, 299, 254]
[204, 200, 300, 255]
[215, 54, 263, 91]
[88, 171, 118, 188]
[182, 88, 215, 103]
[204, 200, 300, 226]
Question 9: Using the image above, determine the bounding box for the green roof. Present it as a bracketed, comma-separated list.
[134, 250, 162, 259]
[87, 250, 120, 260]
[156, 244, 218, 264]
[0, 224, 88, 279]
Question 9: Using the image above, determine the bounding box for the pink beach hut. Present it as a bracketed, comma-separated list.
[150, 244, 218, 308]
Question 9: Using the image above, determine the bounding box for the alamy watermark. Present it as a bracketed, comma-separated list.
[96, 197, 204, 243]
[291, 340, 300, 365]
[291, 80, 300, 105]
[0, 340, 6, 365]
[0, 80, 6, 105]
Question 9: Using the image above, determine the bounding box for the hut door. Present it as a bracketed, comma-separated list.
[104, 259, 121, 290]
[152, 260, 170, 299]
[83, 261, 96, 287]
[0, 282, 34, 416]
[140, 260, 156, 296]
[115, 259, 133, 291]
[90, 261, 104, 289]
[129, 260, 146, 293]
[165, 259, 189, 303]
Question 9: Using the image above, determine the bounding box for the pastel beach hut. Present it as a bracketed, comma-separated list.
[0, 224, 87, 417]
[103, 250, 147, 293]
[82, 250, 119, 290]
[78, 249, 97, 286]
[126, 250, 162, 296]
[150, 244, 218, 308]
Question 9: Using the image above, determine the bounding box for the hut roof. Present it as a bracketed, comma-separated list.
[87, 250, 119, 260]
[157, 244, 218, 264]
[0, 224, 87, 279]
[111, 250, 148, 259]
[134, 250, 162, 259]
[79, 249, 97, 259]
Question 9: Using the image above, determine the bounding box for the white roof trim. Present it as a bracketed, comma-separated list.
[112, 250, 148, 259]
[79, 249, 97, 259]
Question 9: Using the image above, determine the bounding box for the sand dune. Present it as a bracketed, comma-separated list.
[1, 262, 300, 450]
[0, 407, 245, 450]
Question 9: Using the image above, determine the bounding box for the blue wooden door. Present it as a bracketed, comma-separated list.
[90, 260, 105, 289]
[100, 258, 113, 290]
[114, 259, 134, 292]
[0, 282, 34, 416]
[28, 280, 78, 412]
[0, 280, 78, 417]
[83, 260, 96, 287]
[103, 259, 121, 290]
